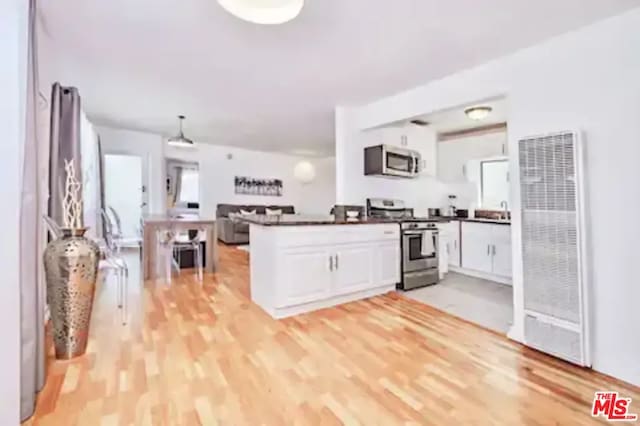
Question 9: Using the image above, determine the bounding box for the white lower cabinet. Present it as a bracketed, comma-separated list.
[460, 222, 512, 280]
[491, 225, 512, 277]
[375, 240, 402, 285]
[250, 224, 401, 318]
[333, 244, 374, 296]
[278, 248, 332, 308]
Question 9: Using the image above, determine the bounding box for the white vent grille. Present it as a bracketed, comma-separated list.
[518, 131, 589, 366]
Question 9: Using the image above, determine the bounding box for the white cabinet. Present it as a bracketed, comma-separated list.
[443, 221, 461, 267]
[491, 225, 512, 277]
[376, 240, 402, 285]
[279, 248, 332, 308]
[460, 222, 512, 280]
[334, 244, 374, 295]
[369, 125, 437, 176]
[461, 222, 494, 273]
[250, 224, 400, 318]
[437, 132, 507, 183]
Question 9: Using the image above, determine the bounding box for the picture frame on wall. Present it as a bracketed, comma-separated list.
[234, 176, 283, 196]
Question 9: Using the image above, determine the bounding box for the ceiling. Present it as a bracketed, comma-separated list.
[39, 0, 640, 156]
[412, 98, 508, 134]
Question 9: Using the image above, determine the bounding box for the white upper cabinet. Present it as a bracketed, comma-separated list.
[369, 125, 437, 176]
[437, 131, 507, 183]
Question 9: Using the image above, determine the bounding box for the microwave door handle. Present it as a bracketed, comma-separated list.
[413, 154, 419, 173]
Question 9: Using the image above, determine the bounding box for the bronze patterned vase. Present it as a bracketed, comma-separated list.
[44, 228, 100, 359]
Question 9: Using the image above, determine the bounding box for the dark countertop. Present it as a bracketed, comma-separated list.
[438, 216, 511, 225]
[236, 214, 401, 226]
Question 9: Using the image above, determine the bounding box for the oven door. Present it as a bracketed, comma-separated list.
[402, 230, 439, 272]
[382, 146, 420, 177]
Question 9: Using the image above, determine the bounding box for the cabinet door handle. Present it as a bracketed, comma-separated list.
[329, 255, 334, 271]
[487, 245, 491, 255]
[335, 254, 339, 270]
[492, 245, 496, 256]
[454, 240, 457, 250]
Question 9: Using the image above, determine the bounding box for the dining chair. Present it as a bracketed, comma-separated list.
[42, 215, 62, 239]
[101, 209, 129, 325]
[172, 227, 205, 281]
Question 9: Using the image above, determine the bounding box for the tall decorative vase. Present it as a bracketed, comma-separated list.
[44, 228, 100, 359]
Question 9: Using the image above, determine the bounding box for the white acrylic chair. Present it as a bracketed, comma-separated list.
[101, 209, 129, 325]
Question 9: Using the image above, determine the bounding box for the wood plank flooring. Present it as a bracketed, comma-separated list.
[25, 244, 640, 425]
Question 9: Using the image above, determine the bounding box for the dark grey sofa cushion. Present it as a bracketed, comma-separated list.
[216, 204, 295, 218]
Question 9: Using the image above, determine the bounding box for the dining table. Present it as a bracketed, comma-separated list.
[142, 215, 218, 280]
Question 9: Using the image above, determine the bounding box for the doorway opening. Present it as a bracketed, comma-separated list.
[103, 154, 145, 243]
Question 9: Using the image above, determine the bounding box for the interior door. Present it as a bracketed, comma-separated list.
[278, 248, 332, 307]
[333, 244, 374, 295]
[460, 222, 493, 273]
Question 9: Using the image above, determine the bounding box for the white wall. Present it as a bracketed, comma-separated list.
[97, 126, 336, 217]
[336, 8, 640, 386]
[0, 0, 27, 423]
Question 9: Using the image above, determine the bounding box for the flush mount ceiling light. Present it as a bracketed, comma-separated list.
[217, 0, 304, 25]
[464, 106, 493, 121]
[167, 115, 195, 148]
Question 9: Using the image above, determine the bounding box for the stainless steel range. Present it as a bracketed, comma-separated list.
[367, 198, 439, 290]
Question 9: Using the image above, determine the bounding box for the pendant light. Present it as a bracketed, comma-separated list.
[167, 115, 195, 148]
[218, 0, 304, 25]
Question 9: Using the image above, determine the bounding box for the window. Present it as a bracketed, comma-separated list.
[481, 159, 509, 210]
[178, 169, 199, 203]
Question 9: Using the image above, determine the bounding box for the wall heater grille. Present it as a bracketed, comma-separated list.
[518, 131, 589, 366]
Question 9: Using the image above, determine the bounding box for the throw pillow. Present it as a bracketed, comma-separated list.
[265, 208, 283, 216]
[239, 209, 256, 215]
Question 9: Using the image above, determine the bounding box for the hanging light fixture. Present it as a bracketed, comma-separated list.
[217, 0, 304, 25]
[464, 106, 493, 121]
[167, 115, 195, 148]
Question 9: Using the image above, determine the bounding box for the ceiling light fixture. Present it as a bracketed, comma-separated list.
[217, 0, 304, 25]
[464, 106, 493, 121]
[167, 115, 195, 148]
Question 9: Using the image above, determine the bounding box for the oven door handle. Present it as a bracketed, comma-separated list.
[403, 230, 438, 235]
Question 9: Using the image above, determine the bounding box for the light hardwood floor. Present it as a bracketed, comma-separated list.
[25, 244, 639, 425]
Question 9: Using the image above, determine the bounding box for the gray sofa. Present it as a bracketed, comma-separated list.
[216, 204, 295, 244]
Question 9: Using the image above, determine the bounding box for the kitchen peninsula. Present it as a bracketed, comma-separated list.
[241, 215, 400, 319]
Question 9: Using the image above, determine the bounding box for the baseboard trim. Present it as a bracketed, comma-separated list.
[448, 266, 512, 285]
[268, 285, 396, 319]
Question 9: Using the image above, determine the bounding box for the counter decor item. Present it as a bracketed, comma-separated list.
[44, 159, 100, 359]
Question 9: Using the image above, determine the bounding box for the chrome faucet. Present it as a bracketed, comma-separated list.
[500, 201, 509, 220]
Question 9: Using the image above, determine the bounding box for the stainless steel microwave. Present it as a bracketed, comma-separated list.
[364, 144, 421, 178]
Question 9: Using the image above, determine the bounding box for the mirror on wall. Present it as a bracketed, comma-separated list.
[166, 159, 199, 214]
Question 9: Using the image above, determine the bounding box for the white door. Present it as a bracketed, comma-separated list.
[460, 222, 493, 273]
[375, 240, 401, 285]
[491, 225, 512, 278]
[334, 244, 374, 295]
[278, 248, 332, 307]
[104, 154, 144, 238]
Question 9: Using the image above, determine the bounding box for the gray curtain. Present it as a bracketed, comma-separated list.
[21, 0, 45, 420]
[49, 83, 82, 226]
[97, 136, 106, 238]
